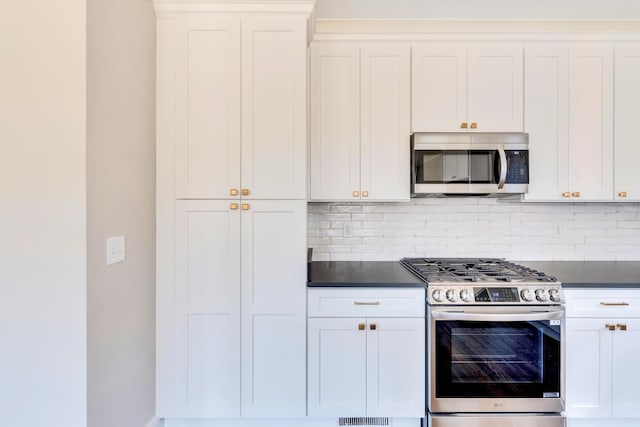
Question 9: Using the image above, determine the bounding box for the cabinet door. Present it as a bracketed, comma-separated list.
[241, 18, 307, 199]
[308, 317, 367, 416]
[612, 318, 640, 417]
[614, 46, 640, 201]
[366, 318, 425, 417]
[175, 18, 241, 199]
[240, 200, 307, 417]
[309, 43, 361, 201]
[565, 318, 612, 418]
[523, 46, 570, 201]
[411, 45, 467, 132]
[174, 200, 241, 417]
[568, 47, 614, 201]
[361, 46, 410, 201]
[468, 46, 524, 132]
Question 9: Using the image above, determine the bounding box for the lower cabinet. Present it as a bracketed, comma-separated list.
[307, 288, 425, 417]
[565, 289, 640, 425]
[160, 199, 307, 418]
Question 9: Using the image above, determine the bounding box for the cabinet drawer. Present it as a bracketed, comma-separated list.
[565, 289, 640, 318]
[308, 288, 425, 317]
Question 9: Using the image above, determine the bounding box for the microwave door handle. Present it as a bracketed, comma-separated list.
[431, 310, 564, 322]
[497, 147, 507, 189]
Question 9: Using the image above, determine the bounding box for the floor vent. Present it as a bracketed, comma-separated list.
[338, 417, 390, 426]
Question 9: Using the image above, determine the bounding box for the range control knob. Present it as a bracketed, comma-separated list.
[446, 289, 459, 302]
[520, 289, 534, 302]
[459, 289, 473, 303]
[432, 289, 445, 303]
[549, 288, 561, 302]
[535, 289, 549, 302]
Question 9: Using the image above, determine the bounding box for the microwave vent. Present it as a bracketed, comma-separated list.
[338, 417, 390, 426]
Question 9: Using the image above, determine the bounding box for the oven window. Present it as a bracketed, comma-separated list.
[435, 320, 561, 398]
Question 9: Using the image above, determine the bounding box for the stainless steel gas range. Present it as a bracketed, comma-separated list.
[401, 258, 566, 427]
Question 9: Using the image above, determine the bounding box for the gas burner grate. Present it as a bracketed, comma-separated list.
[400, 257, 558, 284]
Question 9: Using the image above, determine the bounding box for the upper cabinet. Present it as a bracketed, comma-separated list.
[309, 43, 410, 202]
[412, 45, 523, 132]
[524, 46, 613, 201]
[172, 16, 307, 200]
[614, 46, 640, 201]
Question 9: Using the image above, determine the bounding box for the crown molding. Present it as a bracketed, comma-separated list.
[312, 19, 640, 42]
[154, 0, 316, 16]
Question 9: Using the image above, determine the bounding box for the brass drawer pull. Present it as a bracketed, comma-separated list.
[242, 203, 249, 210]
[572, 191, 581, 197]
[600, 302, 630, 306]
[606, 323, 616, 331]
[353, 191, 359, 197]
[358, 323, 365, 331]
[617, 324, 628, 331]
[562, 192, 571, 198]
[230, 188, 239, 196]
[230, 203, 238, 210]
[242, 188, 249, 196]
[370, 323, 377, 331]
[362, 191, 369, 197]
[460, 122, 468, 129]
[470, 122, 478, 129]
[618, 191, 628, 198]
[354, 301, 380, 306]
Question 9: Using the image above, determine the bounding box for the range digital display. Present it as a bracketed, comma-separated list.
[474, 287, 520, 303]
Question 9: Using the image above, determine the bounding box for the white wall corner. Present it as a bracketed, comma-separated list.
[146, 416, 163, 427]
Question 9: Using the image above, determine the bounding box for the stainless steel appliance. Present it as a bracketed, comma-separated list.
[400, 258, 565, 427]
[411, 133, 529, 196]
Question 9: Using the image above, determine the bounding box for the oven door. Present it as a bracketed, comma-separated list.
[428, 305, 565, 413]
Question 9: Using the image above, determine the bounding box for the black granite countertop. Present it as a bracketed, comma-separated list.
[308, 260, 640, 289]
[308, 261, 425, 287]
[519, 261, 640, 288]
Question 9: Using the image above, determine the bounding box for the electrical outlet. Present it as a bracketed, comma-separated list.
[106, 236, 126, 265]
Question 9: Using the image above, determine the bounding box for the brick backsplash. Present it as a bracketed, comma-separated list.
[307, 199, 640, 261]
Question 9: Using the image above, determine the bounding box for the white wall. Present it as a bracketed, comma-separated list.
[86, 0, 156, 426]
[0, 1, 87, 426]
[309, 200, 640, 261]
[315, 0, 640, 19]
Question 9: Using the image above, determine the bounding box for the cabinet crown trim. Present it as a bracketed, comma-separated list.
[154, 0, 316, 15]
[312, 19, 640, 42]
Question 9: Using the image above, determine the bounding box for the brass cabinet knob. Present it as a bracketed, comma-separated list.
[619, 191, 628, 198]
[606, 323, 616, 331]
[572, 191, 581, 198]
[353, 191, 359, 197]
[242, 188, 249, 196]
[362, 191, 369, 197]
[230, 188, 239, 196]
[460, 122, 468, 129]
[617, 324, 628, 331]
[358, 323, 365, 331]
[562, 192, 571, 198]
[470, 122, 478, 129]
[242, 203, 249, 210]
[230, 203, 238, 210]
[369, 323, 377, 331]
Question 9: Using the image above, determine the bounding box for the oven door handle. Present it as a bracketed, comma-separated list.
[431, 310, 564, 322]
[497, 146, 507, 190]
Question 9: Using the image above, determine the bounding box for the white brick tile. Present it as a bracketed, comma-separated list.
[330, 205, 363, 213]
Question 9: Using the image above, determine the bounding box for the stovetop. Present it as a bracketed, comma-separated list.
[400, 257, 559, 284]
[400, 258, 563, 305]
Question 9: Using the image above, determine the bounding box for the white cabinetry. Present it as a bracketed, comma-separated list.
[156, 3, 311, 419]
[412, 45, 523, 132]
[565, 289, 640, 426]
[524, 46, 613, 201]
[172, 16, 306, 200]
[309, 43, 410, 201]
[307, 288, 425, 417]
[614, 46, 640, 201]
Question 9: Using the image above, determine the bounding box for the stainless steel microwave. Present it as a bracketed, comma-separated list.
[411, 132, 529, 197]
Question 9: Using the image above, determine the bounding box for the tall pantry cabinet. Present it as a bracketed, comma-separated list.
[154, 0, 314, 419]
